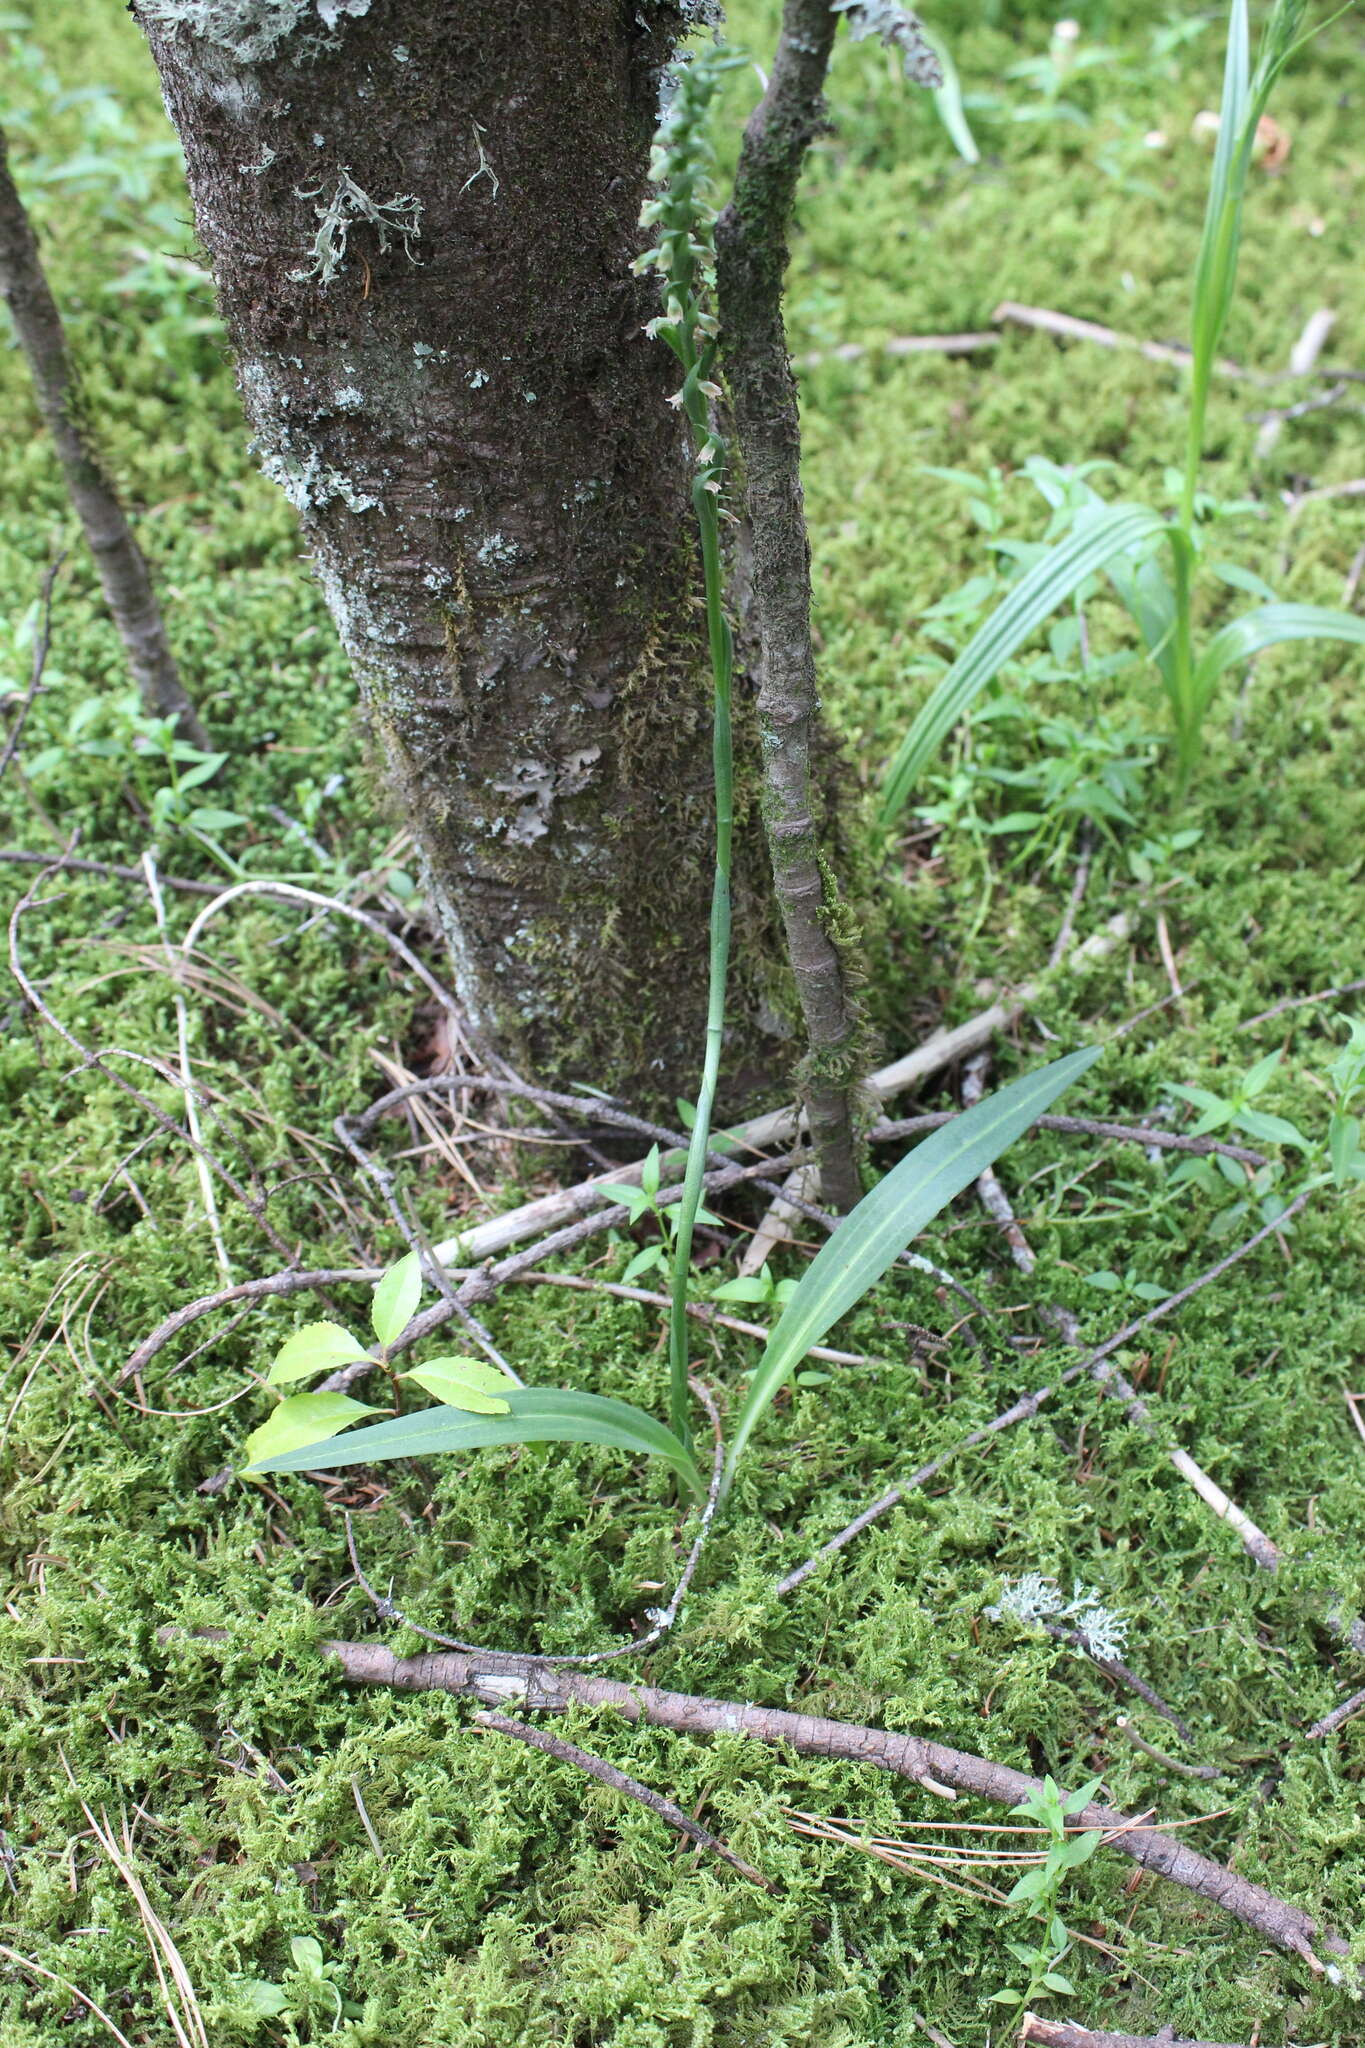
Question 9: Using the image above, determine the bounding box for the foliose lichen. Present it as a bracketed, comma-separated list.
[140, 0, 371, 64]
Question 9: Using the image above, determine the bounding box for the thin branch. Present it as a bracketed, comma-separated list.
[715, 0, 863, 1211]
[474, 1710, 776, 1890]
[1018, 2019, 1249, 2048]
[871, 1111, 1265, 1167]
[1239, 977, 1365, 1030]
[0, 556, 62, 788]
[143, 855, 231, 1281]
[1303, 1684, 1365, 1743]
[428, 914, 1133, 1266]
[774, 1192, 1314, 1597]
[0, 848, 223, 896]
[0, 128, 205, 741]
[319, 1639, 1348, 1971]
[1115, 1715, 1223, 1781]
[342, 1378, 725, 1669]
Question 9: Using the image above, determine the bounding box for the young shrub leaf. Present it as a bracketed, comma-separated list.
[371, 1250, 422, 1347]
[400, 1356, 513, 1414]
[722, 1047, 1102, 1490]
[242, 1393, 383, 1472]
[243, 1386, 707, 1500]
[267, 1321, 369, 1386]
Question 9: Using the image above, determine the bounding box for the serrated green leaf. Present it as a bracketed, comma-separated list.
[723, 1049, 1100, 1491]
[401, 1356, 512, 1414]
[880, 505, 1166, 824]
[242, 1393, 383, 1472]
[243, 1386, 706, 1499]
[267, 1321, 369, 1387]
[371, 1251, 422, 1347]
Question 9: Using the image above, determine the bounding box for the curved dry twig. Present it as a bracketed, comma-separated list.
[342, 1377, 725, 1669]
[318, 1638, 1349, 1973]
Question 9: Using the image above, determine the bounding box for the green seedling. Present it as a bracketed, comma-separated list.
[988, 1776, 1103, 2018]
[880, 0, 1365, 820]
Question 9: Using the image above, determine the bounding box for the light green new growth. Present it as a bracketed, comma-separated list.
[879, 0, 1365, 815]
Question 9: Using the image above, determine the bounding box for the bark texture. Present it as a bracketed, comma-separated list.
[715, 0, 864, 1211]
[0, 127, 207, 746]
[321, 1638, 1347, 1971]
[1019, 2022, 1248, 2048]
[135, 0, 765, 1096]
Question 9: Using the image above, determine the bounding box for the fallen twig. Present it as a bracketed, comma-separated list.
[474, 1709, 777, 1890]
[341, 1379, 726, 1669]
[774, 1193, 1313, 1597]
[1303, 1684, 1365, 1743]
[1238, 976, 1365, 1030]
[1253, 307, 1335, 458]
[871, 1111, 1265, 1167]
[430, 915, 1131, 1264]
[1017, 2017, 1249, 2048]
[0, 556, 62, 789]
[994, 300, 1262, 384]
[317, 1639, 1347, 1970]
[1115, 1716, 1223, 1782]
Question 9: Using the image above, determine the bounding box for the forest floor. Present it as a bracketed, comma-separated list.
[2, 2, 1364, 2044]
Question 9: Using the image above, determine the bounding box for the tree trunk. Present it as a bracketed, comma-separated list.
[135, 0, 762, 1099]
[0, 126, 208, 748]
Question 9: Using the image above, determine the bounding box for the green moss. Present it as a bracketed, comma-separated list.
[2, 1, 1365, 2043]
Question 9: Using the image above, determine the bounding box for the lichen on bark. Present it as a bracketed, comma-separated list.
[137, 0, 779, 1100]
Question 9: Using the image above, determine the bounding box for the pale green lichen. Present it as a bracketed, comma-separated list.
[140, 0, 370, 63]
[290, 170, 422, 284]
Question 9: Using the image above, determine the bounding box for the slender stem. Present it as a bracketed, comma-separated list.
[714, 0, 863, 1213]
[667, 366, 734, 1451]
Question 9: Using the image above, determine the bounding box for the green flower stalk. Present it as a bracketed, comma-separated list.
[635, 46, 745, 1450]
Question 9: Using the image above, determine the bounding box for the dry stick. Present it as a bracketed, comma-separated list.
[432, 913, 1132, 1265]
[1116, 1716, 1222, 1782]
[872, 1111, 1264, 1168]
[0, 129, 206, 745]
[143, 854, 231, 1282]
[1018, 2020, 1248, 2048]
[504, 1271, 869, 1366]
[774, 1192, 1313, 1599]
[1303, 1685, 1365, 1743]
[0, 556, 62, 787]
[1238, 976, 1365, 1031]
[992, 300, 1270, 385]
[319, 1640, 1347, 1971]
[1253, 308, 1335, 459]
[796, 329, 999, 368]
[715, 0, 862, 1213]
[8, 871, 300, 1271]
[120, 1140, 814, 1387]
[1042, 1624, 1194, 1746]
[474, 1710, 777, 1891]
[0, 848, 223, 896]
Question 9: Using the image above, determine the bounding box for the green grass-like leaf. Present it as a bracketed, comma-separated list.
[1191, 603, 1365, 715]
[879, 506, 1166, 824]
[721, 1047, 1103, 1490]
[243, 1386, 707, 1500]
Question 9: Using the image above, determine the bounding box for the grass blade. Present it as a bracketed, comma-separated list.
[925, 30, 979, 164]
[243, 1386, 707, 1499]
[1193, 603, 1365, 714]
[880, 505, 1165, 824]
[721, 1046, 1103, 1490]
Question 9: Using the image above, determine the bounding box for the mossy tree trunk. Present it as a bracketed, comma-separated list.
[136, 0, 762, 1099]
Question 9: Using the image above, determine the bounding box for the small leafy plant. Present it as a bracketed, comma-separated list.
[230, 1935, 361, 2033]
[988, 1775, 1103, 2019]
[880, 0, 1365, 820]
[242, 1049, 1103, 1503]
